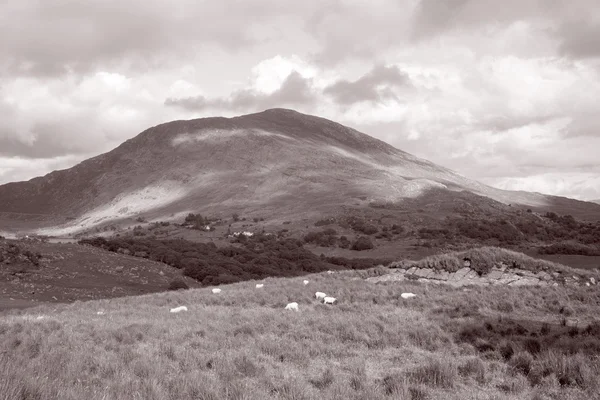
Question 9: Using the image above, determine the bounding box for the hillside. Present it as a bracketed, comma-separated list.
[1, 267, 599, 400]
[1, 108, 599, 237]
[0, 238, 199, 310]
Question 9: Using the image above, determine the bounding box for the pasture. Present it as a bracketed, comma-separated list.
[1, 269, 600, 400]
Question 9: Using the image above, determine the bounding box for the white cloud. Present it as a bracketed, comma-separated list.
[251, 55, 317, 94]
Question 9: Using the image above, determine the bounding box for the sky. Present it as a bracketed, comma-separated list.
[1, 0, 599, 200]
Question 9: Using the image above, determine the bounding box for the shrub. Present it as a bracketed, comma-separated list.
[351, 236, 374, 251]
[167, 278, 189, 291]
[338, 236, 351, 249]
[80, 236, 381, 286]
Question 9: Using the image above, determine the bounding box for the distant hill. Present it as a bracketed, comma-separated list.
[1, 108, 599, 236]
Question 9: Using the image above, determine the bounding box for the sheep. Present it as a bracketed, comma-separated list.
[401, 293, 416, 299]
[256, 283, 264, 288]
[285, 302, 299, 311]
[96, 311, 105, 315]
[212, 288, 222, 294]
[315, 291, 327, 300]
[327, 270, 335, 274]
[303, 280, 309, 285]
[323, 296, 337, 305]
[170, 306, 188, 313]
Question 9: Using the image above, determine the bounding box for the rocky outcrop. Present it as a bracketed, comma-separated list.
[368, 263, 598, 287]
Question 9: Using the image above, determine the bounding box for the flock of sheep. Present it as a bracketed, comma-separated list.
[168, 274, 417, 314]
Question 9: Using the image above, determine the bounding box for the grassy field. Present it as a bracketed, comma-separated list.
[1, 268, 600, 400]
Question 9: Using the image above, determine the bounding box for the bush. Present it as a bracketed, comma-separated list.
[351, 236, 374, 251]
[167, 278, 189, 291]
[80, 236, 382, 286]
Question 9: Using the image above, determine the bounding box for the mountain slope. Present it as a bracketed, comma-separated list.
[1, 108, 599, 235]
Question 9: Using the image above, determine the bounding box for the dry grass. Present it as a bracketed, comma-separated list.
[1, 269, 599, 399]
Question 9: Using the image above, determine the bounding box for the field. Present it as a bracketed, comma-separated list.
[2, 269, 600, 400]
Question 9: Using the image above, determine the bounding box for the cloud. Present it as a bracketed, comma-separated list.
[323, 65, 412, 105]
[1, 0, 600, 201]
[0, 0, 315, 78]
[165, 71, 316, 112]
[558, 19, 600, 59]
[488, 172, 600, 201]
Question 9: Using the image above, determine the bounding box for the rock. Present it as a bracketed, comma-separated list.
[536, 271, 552, 281]
[465, 270, 479, 280]
[415, 268, 434, 278]
[454, 267, 472, 280]
[432, 270, 450, 281]
[487, 269, 504, 280]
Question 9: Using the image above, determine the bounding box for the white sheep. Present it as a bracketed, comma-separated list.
[96, 311, 105, 315]
[327, 270, 334, 274]
[170, 306, 188, 313]
[401, 292, 416, 299]
[284, 302, 299, 311]
[323, 296, 337, 305]
[315, 291, 327, 300]
[303, 280, 309, 285]
[256, 283, 264, 288]
[212, 288, 222, 294]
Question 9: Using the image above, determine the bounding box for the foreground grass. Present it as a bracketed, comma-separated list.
[1, 269, 600, 400]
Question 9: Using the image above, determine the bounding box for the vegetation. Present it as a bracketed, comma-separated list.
[183, 213, 209, 230]
[411, 211, 600, 249]
[1, 270, 599, 399]
[351, 236, 374, 251]
[79, 235, 388, 286]
[167, 278, 189, 291]
[538, 242, 600, 256]
[410, 246, 593, 277]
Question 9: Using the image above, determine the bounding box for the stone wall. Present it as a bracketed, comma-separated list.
[368, 263, 598, 287]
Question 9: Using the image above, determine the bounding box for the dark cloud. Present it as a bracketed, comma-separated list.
[474, 114, 558, 133]
[165, 71, 315, 112]
[0, 0, 305, 77]
[0, 122, 105, 159]
[558, 20, 600, 59]
[323, 65, 411, 105]
[0, 97, 140, 159]
[410, 0, 470, 41]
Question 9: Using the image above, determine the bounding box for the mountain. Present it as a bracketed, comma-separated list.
[1, 108, 599, 236]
